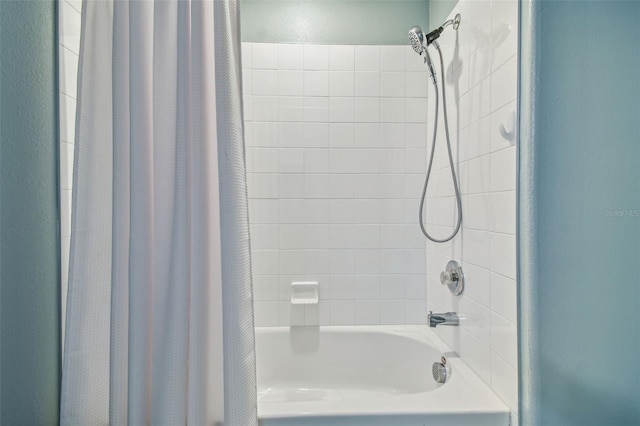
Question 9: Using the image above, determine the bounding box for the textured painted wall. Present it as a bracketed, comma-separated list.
[0, 1, 61, 424]
[519, 1, 640, 425]
[241, 0, 429, 45]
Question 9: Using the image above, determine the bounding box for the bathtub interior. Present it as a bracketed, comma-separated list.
[255, 326, 510, 425]
[256, 327, 441, 395]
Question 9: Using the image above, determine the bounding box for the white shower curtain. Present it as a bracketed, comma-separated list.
[60, 1, 256, 425]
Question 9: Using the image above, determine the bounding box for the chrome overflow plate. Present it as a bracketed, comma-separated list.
[440, 260, 464, 296]
[432, 356, 450, 384]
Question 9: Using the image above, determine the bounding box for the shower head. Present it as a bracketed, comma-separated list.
[409, 25, 437, 84]
[409, 14, 462, 53]
[409, 24, 443, 52]
[408, 26, 424, 54]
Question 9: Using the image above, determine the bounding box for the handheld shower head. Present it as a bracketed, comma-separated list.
[408, 26, 424, 54]
[408, 25, 438, 83]
[410, 14, 462, 52]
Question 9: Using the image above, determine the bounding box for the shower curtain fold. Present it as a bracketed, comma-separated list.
[60, 1, 256, 425]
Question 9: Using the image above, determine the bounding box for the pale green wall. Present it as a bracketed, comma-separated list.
[0, 1, 61, 424]
[428, 0, 457, 28]
[241, 0, 430, 44]
[519, 0, 640, 425]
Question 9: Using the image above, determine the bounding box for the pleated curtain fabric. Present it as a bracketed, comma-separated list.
[60, 1, 257, 425]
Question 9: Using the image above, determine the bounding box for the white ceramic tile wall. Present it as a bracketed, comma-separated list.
[59, 0, 82, 341]
[244, 41, 429, 328]
[423, 0, 518, 418]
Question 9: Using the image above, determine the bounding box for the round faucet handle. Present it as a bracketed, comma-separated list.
[440, 270, 457, 285]
[440, 260, 465, 296]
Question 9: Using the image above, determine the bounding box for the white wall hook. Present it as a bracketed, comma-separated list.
[499, 109, 516, 144]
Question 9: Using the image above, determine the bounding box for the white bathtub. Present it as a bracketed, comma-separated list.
[256, 325, 510, 426]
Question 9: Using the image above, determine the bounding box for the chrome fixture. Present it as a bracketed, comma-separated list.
[440, 260, 464, 296]
[432, 356, 451, 383]
[408, 26, 425, 54]
[407, 26, 437, 84]
[408, 14, 463, 243]
[408, 14, 461, 52]
[428, 311, 459, 328]
[443, 13, 462, 31]
[424, 13, 461, 46]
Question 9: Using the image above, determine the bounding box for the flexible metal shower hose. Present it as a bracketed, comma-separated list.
[419, 46, 463, 242]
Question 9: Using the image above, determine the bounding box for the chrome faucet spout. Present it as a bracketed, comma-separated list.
[428, 311, 459, 328]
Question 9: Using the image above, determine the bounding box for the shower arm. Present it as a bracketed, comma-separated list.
[423, 13, 462, 51]
[442, 14, 461, 31]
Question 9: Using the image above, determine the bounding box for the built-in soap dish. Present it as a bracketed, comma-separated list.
[290, 281, 319, 305]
